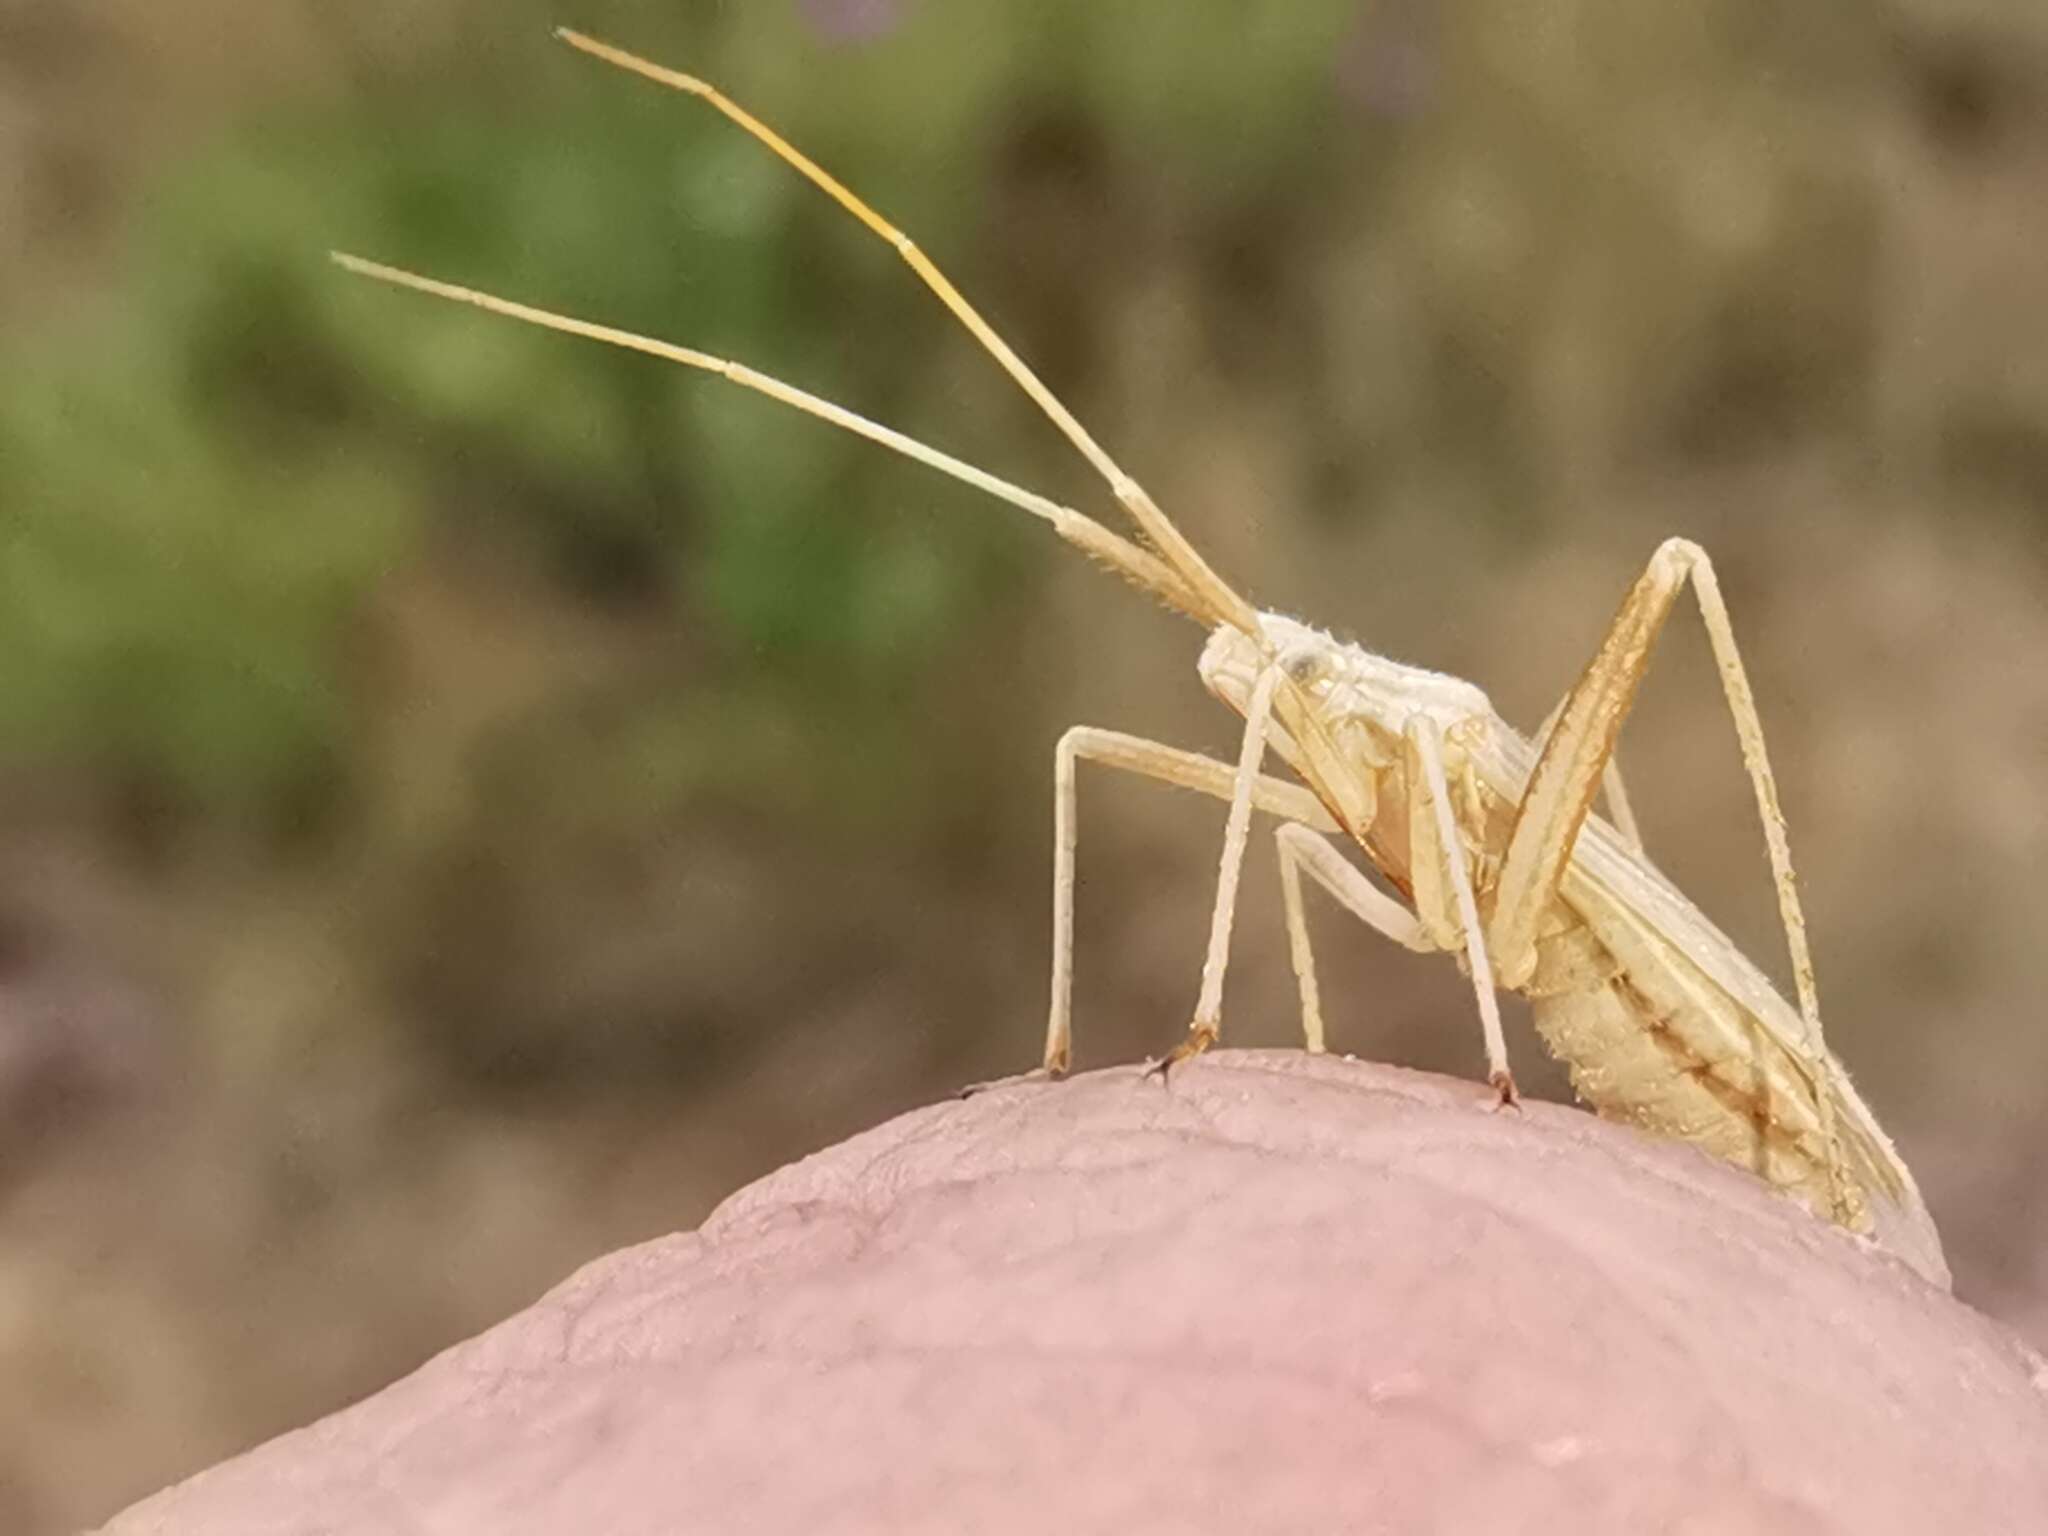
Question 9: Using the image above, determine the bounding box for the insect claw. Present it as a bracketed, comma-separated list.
[1488, 1069, 1521, 1111]
[1145, 1020, 1220, 1083]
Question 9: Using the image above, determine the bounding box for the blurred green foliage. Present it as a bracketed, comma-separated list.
[0, 0, 2041, 1077]
[0, 0, 1384, 836]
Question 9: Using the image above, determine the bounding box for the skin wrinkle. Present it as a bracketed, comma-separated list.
[1219, 1060, 1856, 1240]
[434, 1367, 1642, 1536]
[687, 1058, 1922, 1405]
[719, 1131, 1446, 1266]
[99, 1053, 2048, 1534]
[1385, 1130, 1833, 1280]
[576, 1152, 1727, 1432]
[937, 1069, 1808, 1240]
[436, 1335, 1789, 1526]
[1384, 1157, 1748, 1432]
[853, 1092, 1005, 1181]
[726, 1131, 1269, 1232]
[735, 1364, 1563, 1531]
[549, 1232, 789, 1365]
[690, 1066, 1923, 1471]
[705, 1062, 1895, 1321]
[355, 1465, 432, 1536]
[570, 1173, 1641, 1386]
[444, 1338, 1546, 1455]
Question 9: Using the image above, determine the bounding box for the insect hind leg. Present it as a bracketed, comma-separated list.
[1490, 536, 1848, 1217]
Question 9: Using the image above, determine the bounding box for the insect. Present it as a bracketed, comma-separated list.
[336, 29, 1950, 1289]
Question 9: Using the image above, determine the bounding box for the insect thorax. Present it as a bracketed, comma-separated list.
[1198, 612, 1495, 744]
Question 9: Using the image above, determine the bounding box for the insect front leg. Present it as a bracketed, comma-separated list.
[1156, 666, 1288, 1075]
[1043, 722, 1338, 1078]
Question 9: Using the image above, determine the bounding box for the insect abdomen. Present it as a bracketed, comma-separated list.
[1524, 907, 1858, 1231]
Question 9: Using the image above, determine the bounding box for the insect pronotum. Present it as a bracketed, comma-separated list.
[336, 29, 1950, 1289]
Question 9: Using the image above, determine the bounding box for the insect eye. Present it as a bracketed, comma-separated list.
[1282, 650, 1326, 686]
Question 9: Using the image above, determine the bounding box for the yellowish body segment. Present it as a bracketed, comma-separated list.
[1200, 608, 1947, 1287]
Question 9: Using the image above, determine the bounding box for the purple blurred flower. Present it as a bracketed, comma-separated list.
[799, 0, 906, 46]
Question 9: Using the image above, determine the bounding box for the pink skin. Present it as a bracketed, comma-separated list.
[102, 1051, 2048, 1535]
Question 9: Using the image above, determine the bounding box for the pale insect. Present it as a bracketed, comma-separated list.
[336, 30, 1950, 1289]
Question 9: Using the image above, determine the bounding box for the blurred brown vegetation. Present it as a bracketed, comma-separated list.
[2, 1, 2046, 1529]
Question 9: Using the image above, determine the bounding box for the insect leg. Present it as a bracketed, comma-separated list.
[1601, 760, 1646, 855]
[1489, 537, 1845, 1215]
[1532, 696, 1644, 855]
[1274, 823, 1435, 1055]
[1274, 837, 1321, 1054]
[1045, 726, 1336, 1076]
[1152, 667, 1287, 1074]
[1408, 717, 1517, 1103]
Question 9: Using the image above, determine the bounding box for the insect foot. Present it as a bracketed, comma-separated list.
[1489, 1069, 1521, 1111]
[1146, 1019, 1221, 1082]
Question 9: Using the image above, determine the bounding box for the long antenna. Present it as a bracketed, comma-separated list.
[553, 28, 1260, 637]
[331, 253, 1207, 618]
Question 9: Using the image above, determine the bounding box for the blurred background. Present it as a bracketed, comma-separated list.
[3, 0, 2046, 1525]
